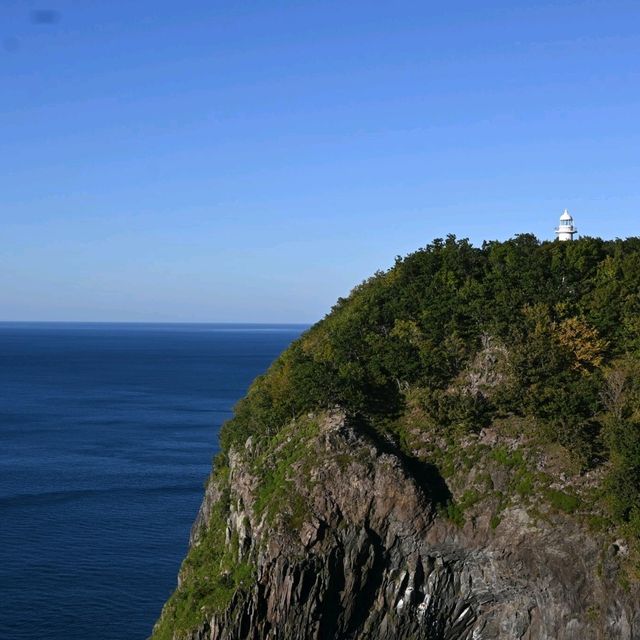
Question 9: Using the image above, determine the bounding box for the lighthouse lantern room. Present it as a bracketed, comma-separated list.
[555, 209, 577, 241]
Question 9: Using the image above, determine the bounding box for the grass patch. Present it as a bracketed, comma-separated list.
[545, 488, 580, 514]
[490, 445, 525, 469]
[251, 416, 319, 531]
[439, 489, 482, 527]
[441, 500, 465, 527]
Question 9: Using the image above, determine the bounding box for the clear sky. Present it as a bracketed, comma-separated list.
[2, 0, 639, 323]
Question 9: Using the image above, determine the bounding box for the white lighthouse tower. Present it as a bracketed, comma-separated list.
[555, 209, 577, 241]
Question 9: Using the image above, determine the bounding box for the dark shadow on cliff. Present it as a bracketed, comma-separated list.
[318, 546, 346, 639]
[348, 414, 452, 512]
[344, 525, 388, 639]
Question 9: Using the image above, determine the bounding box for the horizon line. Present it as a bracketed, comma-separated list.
[0, 320, 313, 326]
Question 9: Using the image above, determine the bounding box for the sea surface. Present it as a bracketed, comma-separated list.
[0, 322, 305, 640]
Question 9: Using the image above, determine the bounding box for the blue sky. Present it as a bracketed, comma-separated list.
[2, 0, 639, 323]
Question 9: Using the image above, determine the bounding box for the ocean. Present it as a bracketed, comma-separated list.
[0, 322, 305, 640]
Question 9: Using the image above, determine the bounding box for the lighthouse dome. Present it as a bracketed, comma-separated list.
[556, 209, 577, 240]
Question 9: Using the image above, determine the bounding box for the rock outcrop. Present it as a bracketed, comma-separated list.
[154, 411, 640, 640]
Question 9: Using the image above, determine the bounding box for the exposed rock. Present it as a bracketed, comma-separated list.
[159, 412, 640, 640]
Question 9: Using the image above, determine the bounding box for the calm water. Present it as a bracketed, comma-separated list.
[0, 323, 304, 640]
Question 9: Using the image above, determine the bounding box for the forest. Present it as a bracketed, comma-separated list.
[221, 235, 640, 543]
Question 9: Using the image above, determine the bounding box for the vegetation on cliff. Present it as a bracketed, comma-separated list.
[223, 235, 640, 531]
[153, 235, 640, 638]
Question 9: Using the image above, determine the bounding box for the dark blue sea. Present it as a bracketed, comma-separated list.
[0, 322, 305, 640]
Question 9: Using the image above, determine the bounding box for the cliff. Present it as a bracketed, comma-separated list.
[152, 409, 639, 639]
[151, 236, 640, 639]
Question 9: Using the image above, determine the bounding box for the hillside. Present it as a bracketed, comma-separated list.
[151, 235, 640, 639]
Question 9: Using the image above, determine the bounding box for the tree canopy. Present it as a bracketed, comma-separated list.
[220, 235, 640, 538]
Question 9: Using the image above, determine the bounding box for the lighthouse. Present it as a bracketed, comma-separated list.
[555, 209, 577, 241]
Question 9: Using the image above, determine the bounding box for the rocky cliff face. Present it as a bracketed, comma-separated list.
[153, 411, 640, 640]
